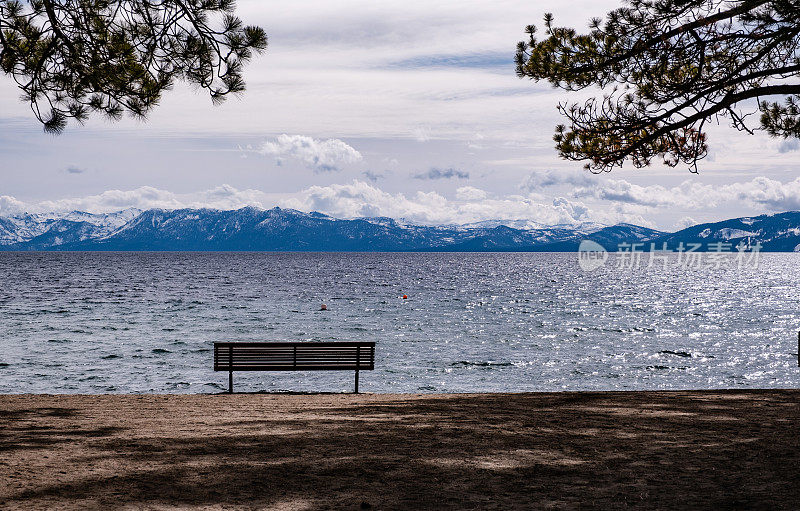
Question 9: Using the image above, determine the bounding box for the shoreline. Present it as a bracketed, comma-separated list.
[2, 390, 799, 509]
[0, 387, 800, 405]
[0, 387, 800, 404]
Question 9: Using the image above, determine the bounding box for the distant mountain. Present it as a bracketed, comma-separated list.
[1, 206, 799, 252]
[528, 223, 663, 252]
[650, 212, 800, 252]
[0, 206, 662, 251]
[0, 209, 140, 248]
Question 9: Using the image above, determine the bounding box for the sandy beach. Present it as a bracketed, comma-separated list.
[1, 390, 799, 510]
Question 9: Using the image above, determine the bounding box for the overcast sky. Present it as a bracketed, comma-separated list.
[1, 0, 799, 231]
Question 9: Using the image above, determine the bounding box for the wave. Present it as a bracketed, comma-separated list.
[659, 350, 692, 358]
[451, 361, 513, 367]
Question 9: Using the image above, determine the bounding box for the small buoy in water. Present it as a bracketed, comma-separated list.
[320, 303, 328, 311]
[402, 295, 408, 300]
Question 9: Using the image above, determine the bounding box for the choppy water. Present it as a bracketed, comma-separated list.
[0, 252, 798, 393]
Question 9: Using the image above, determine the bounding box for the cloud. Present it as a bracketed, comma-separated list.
[10, 175, 800, 230]
[520, 169, 598, 191]
[411, 127, 431, 142]
[572, 176, 800, 212]
[257, 134, 363, 172]
[0, 195, 26, 215]
[362, 170, 385, 182]
[281, 180, 647, 226]
[413, 167, 470, 180]
[196, 184, 271, 210]
[0, 181, 659, 227]
[387, 52, 512, 70]
[26, 185, 271, 214]
[674, 217, 698, 230]
[572, 179, 675, 207]
[456, 186, 487, 200]
[466, 132, 486, 150]
[38, 186, 185, 213]
[719, 177, 800, 211]
[778, 139, 800, 153]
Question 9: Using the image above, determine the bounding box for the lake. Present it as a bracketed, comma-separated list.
[0, 251, 798, 393]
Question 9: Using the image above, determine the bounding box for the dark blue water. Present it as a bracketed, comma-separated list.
[0, 252, 798, 393]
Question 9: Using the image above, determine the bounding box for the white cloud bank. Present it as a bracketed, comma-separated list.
[0, 195, 26, 216]
[456, 186, 488, 201]
[0, 185, 269, 216]
[256, 134, 363, 172]
[572, 176, 800, 212]
[0, 182, 646, 227]
[6, 175, 800, 229]
[280, 180, 639, 226]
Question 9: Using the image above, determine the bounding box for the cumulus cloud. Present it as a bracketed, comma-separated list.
[674, 217, 699, 230]
[719, 177, 800, 211]
[281, 180, 646, 226]
[413, 167, 470, 180]
[38, 186, 185, 213]
[572, 179, 676, 207]
[257, 134, 363, 172]
[520, 169, 598, 191]
[572, 176, 800, 213]
[0, 181, 659, 227]
[0, 195, 26, 215]
[195, 184, 271, 210]
[19, 176, 800, 228]
[13, 185, 272, 214]
[456, 186, 487, 200]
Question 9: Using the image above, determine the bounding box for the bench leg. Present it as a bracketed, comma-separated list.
[354, 369, 359, 394]
[229, 370, 233, 394]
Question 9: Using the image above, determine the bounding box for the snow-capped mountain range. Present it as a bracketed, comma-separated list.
[0, 206, 798, 251]
[0, 209, 141, 246]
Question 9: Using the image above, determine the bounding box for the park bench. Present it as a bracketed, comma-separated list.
[213, 341, 375, 393]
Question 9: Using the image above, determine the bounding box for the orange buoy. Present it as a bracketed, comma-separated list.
[402, 295, 408, 299]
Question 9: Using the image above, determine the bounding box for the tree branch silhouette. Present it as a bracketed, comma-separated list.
[515, 0, 800, 172]
[0, 0, 267, 133]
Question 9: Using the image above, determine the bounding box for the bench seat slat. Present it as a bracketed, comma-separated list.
[213, 342, 375, 348]
[213, 341, 376, 373]
[215, 365, 369, 371]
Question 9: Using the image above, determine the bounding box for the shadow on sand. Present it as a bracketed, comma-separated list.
[1, 390, 799, 509]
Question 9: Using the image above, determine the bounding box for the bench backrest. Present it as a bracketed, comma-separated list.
[214, 341, 375, 371]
